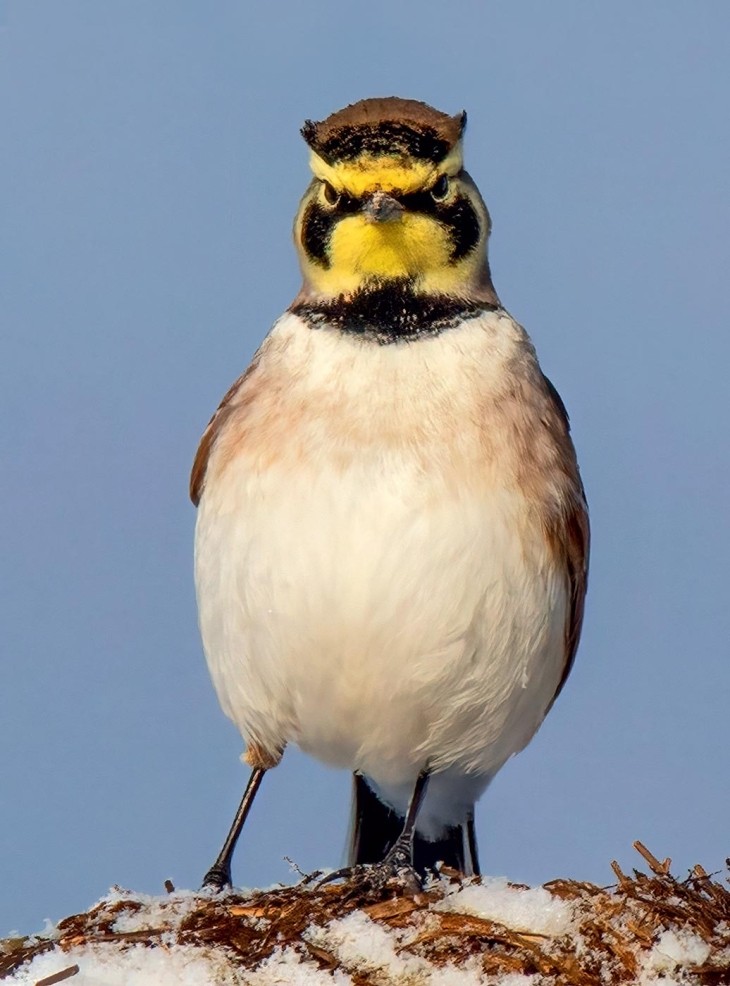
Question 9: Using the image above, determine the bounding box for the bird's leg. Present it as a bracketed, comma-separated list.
[202, 767, 266, 890]
[379, 770, 430, 875]
[320, 770, 431, 894]
[466, 808, 481, 877]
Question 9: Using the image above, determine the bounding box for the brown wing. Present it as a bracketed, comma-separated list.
[541, 375, 590, 707]
[190, 362, 258, 506]
[551, 491, 590, 703]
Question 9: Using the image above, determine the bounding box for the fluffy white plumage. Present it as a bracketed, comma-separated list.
[194, 310, 569, 837]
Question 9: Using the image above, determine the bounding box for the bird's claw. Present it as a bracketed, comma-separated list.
[201, 864, 232, 891]
[317, 850, 423, 899]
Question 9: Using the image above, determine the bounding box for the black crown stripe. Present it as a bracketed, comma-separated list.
[316, 122, 452, 164]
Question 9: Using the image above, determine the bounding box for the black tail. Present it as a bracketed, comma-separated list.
[349, 774, 480, 877]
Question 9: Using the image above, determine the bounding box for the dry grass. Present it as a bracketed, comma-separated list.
[2, 843, 729, 984]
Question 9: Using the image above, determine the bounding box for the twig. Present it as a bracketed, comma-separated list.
[633, 840, 671, 875]
[35, 965, 79, 986]
[611, 859, 631, 888]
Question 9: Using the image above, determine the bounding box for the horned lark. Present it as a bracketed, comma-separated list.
[192, 98, 589, 889]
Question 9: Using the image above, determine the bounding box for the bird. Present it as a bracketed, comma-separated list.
[191, 97, 589, 890]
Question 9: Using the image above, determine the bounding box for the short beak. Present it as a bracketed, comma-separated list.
[363, 191, 404, 224]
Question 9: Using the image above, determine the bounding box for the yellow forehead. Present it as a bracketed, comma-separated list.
[309, 146, 463, 197]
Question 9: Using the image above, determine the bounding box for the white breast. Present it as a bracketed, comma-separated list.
[194, 311, 569, 835]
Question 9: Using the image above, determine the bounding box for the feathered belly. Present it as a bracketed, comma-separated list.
[195, 453, 567, 793]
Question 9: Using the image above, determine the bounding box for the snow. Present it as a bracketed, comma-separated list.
[107, 889, 215, 935]
[246, 947, 353, 986]
[6, 942, 241, 986]
[432, 876, 574, 937]
[638, 928, 712, 985]
[3, 876, 724, 985]
[311, 909, 427, 981]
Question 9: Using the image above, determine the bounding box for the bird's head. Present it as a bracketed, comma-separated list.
[294, 97, 497, 304]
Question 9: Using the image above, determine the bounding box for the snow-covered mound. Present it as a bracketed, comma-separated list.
[2, 845, 729, 985]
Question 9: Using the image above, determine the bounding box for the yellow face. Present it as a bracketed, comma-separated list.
[294, 146, 491, 299]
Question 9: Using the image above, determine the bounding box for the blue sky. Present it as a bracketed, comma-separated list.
[2, 2, 729, 935]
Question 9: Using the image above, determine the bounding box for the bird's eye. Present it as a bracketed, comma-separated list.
[430, 175, 449, 201]
[323, 181, 340, 206]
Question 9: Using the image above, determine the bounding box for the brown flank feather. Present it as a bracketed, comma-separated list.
[536, 378, 590, 706]
[190, 356, 261, 506]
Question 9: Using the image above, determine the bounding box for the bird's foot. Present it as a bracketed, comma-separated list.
[318, 844, 423, 899]
[201, 862, 232, 891]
